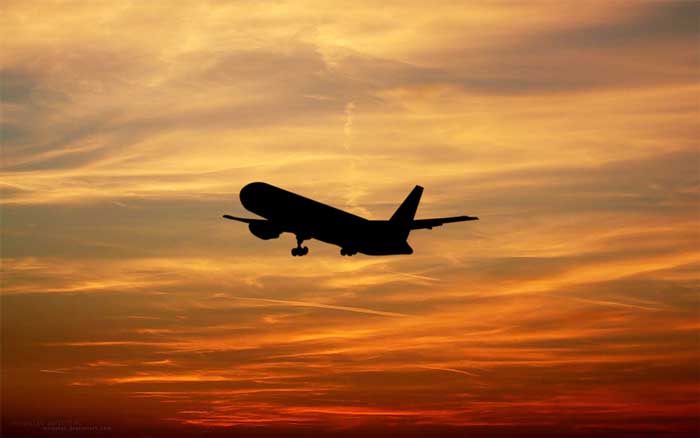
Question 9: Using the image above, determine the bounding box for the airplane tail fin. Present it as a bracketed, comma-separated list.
[390, 185, 423, 229]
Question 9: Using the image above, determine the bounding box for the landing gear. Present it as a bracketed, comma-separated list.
[291, 246, 309, 257]
[340, 248, 357, 256]
[291, 235, 309, 257]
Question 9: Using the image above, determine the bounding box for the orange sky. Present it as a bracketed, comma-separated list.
[1, 1, 698, 437]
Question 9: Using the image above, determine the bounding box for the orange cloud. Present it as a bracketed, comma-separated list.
[1, 1, 698, 436]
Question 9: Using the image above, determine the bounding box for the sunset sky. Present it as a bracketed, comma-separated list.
[1, 1, 698, 436]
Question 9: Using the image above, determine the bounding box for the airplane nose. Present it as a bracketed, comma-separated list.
[239, 183, 254, 209]
[239, 182, 265, 212]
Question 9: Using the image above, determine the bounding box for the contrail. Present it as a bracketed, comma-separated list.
[571, 297, 662, 312]
[343, 101, 355, 151]
[229, 296, 409, 318]
[418, 365, 480, 377]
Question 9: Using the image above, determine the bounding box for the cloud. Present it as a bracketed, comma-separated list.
[227, 296, 409, 318]
[1, 1, 698, 435]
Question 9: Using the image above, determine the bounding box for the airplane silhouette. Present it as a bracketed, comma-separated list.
[223, 182, 478, 256]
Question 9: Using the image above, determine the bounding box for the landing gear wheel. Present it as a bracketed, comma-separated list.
[292, 235, 309, 257]
[292, 246, 309, 257]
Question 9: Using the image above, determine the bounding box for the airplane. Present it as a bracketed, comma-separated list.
[223, 182, 478, 257]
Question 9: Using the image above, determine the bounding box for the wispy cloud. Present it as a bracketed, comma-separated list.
[1, 1, 698, 436]
[227, 296, 409, 318]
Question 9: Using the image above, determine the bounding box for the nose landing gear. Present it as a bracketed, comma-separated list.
[291, 235, 309, 257]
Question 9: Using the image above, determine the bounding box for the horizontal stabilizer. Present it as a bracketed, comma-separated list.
[411, 215, 479, 230]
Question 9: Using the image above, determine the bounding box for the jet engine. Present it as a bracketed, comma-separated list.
[248, 222, 282, 240]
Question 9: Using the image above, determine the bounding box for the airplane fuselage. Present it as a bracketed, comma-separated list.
[240, 182, 413, 255]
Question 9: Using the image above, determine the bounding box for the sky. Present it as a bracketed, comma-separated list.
[1, 1, 698, 437]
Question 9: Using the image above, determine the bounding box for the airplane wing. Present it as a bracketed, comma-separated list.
[222, 214, 265, 224]
[410, 215, 479, 230]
